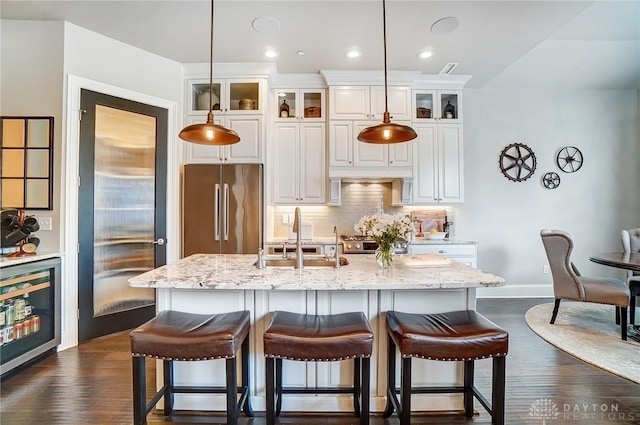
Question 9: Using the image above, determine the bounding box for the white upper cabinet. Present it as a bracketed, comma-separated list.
[412, 123, 463, 204]
[412, 90, 462, 123]
[272, 122, 326, 204]
[188, 78, 263, 115]
[329, 86, 411, 121]
[274, 89, 325, 122]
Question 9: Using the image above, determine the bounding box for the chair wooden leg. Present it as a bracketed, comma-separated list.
[360, 357, 370, 425]
[616, 306, 621, 325]
[492, 356, 506, 425]
[400, 357, 412, 425]
[550, 299, 561, 324]
[631, 296, 637, 325]
[240, 336, 253, 417]
[621, 307, 628, 341]
[383, 333, 396, 418]
[132, 356, 146, 425]
[463, 360, 474, 418]
[163, 360, 173, 416]
[353, 357, 361, 417]
[275, 358, 283, 416]
[266, 357, 275, 425]
[226, 358, 238, 425]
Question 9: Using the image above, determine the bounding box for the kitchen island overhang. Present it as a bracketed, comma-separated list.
[129, 253, 505, 414]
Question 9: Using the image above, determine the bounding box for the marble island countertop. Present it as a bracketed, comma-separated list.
[129, 253, 504, 291]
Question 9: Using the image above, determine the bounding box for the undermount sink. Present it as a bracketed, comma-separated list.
[255, 256, 349, 268]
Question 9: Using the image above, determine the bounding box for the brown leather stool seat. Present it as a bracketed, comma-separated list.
[263, 311, 374, 425]
[384, 310, 509, 425]
[130, 310, 253, 425]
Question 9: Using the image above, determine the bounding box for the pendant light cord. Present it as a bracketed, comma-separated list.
[382, 0, 388, 115]
[209, 0, 215, 113]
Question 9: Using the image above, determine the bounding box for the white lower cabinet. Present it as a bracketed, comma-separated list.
[157, 286, 476, 413]
[409, 243, 477, 267]
[412, 123, 463, 204]
[184, 115, 262, 163]
[273, 122, 326, 204]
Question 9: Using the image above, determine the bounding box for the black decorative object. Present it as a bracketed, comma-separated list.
[1, 209, 40, 256]
[443, 100, 456, 119]
[279, 99, 290, 118]
[556, 146, 583, 173]
[542, 172, 561, 189]
[499, 143, 537, 182]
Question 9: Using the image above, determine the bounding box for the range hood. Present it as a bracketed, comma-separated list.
[329, 177, 413, 207]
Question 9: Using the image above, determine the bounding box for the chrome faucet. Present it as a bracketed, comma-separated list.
[333, 226, 340, 269]
[292, 207, 304, 269]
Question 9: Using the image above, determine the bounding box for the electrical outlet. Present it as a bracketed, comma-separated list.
[282, 215, 288, 224]
[38, 216, 52, 231]
[543, 265, 550, 274]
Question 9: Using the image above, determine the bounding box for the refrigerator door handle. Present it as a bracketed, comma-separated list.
[223, 183, 230, 241]
[214, 183, 221, 241]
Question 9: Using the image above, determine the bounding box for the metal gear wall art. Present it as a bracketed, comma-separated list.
[556, 146, 583, 173]
[542, 172, 561, 189]
[499, 143, 537, 182]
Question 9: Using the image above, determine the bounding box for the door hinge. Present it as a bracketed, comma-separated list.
[77, 243, 80, 253]
[77, 309, 80, 320]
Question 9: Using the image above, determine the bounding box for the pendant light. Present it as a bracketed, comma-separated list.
[357, 0, 417, 144]
[179, 0, 240, 145]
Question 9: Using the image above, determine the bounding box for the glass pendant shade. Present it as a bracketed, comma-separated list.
[178, 0, 239, 146]
[179, 112, 240, 145]
[358, 0, 417, 145]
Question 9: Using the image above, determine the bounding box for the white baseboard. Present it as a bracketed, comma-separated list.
[477, 284, 554, 298]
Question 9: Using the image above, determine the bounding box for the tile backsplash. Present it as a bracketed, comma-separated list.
[272, 182, 455, 238]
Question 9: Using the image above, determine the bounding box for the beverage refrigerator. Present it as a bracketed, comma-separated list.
[182, 164, 262, 256]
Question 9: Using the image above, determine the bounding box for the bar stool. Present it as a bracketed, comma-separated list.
[384, 310, 509, 425]
[129, 310, 253, 425]
[263, 311, 374, 425]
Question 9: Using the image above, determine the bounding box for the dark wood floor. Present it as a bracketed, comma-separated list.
[1, 298, 638, 425]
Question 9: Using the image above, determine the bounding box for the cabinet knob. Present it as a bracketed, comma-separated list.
[390, 161, 393, 164]
[438, 249, 446, 254]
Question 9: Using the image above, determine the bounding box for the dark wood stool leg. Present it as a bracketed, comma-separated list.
[240, 335, 253, 416]
[132, 356, 146, 425]
[616, 306, 621, 325]
[353, 357, 361, 417]
[360, 357, 370, 425]
[163, 360, 174, 416]
[383, 333, 396, 418]
[631, 296, 636, 325]
[492, 356, 506, 425]
[550, 299, 561, 324]
[226, 357, 238, 425]
[463, 360, 474, 418]
[621, 307, 628, 341]
[400, 357, 412, 425]
[266, 357, 275, 425]
[275, 358, 283, 416]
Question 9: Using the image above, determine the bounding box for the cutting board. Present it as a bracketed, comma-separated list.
[397, 254, 452, 268]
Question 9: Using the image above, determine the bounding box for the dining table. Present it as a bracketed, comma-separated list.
[590, 252, 640, 342]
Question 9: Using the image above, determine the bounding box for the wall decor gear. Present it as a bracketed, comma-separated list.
[499, 142, 537, 182]
[556, 146, 583, 173]
[542, 172, 561, 189]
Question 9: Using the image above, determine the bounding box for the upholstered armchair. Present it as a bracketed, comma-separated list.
[621, 229, 640, 324]
[540, 229, 630, 340]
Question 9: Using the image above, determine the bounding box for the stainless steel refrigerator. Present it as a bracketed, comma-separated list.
[182, 164, 262, 256]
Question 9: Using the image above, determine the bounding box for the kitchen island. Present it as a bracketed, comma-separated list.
[129, 253, 505, 414]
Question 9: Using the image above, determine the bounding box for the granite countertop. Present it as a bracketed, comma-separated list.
[266, 237, 338, 245]
[0, 251, 62, 268]
[129, 253, 504, 290]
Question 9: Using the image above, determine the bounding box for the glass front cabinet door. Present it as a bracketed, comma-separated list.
[274, 89, 325, 121]
[413, 90, 462, 122]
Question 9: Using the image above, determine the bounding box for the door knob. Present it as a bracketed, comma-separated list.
[149, 238, 165, 246]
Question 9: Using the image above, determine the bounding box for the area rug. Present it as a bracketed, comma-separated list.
[525, 302, 640, 384]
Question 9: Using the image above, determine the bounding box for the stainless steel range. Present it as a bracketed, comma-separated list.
[340, 235, 408, 254]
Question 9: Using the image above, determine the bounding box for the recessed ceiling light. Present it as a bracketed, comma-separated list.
[263, 48, 279, 58]
[251, 17, 280, 34]
[417, 50, 434, 59]
[346, 49, 361, 59]
[297, 50, 305, 56]
[430, 17, 460, 34]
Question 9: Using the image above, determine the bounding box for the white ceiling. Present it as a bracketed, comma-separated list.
[2, 0, 639, 89]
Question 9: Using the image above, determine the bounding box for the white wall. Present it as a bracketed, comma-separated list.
[460, 88, 640, 297]
[1, 21, 65, 252]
